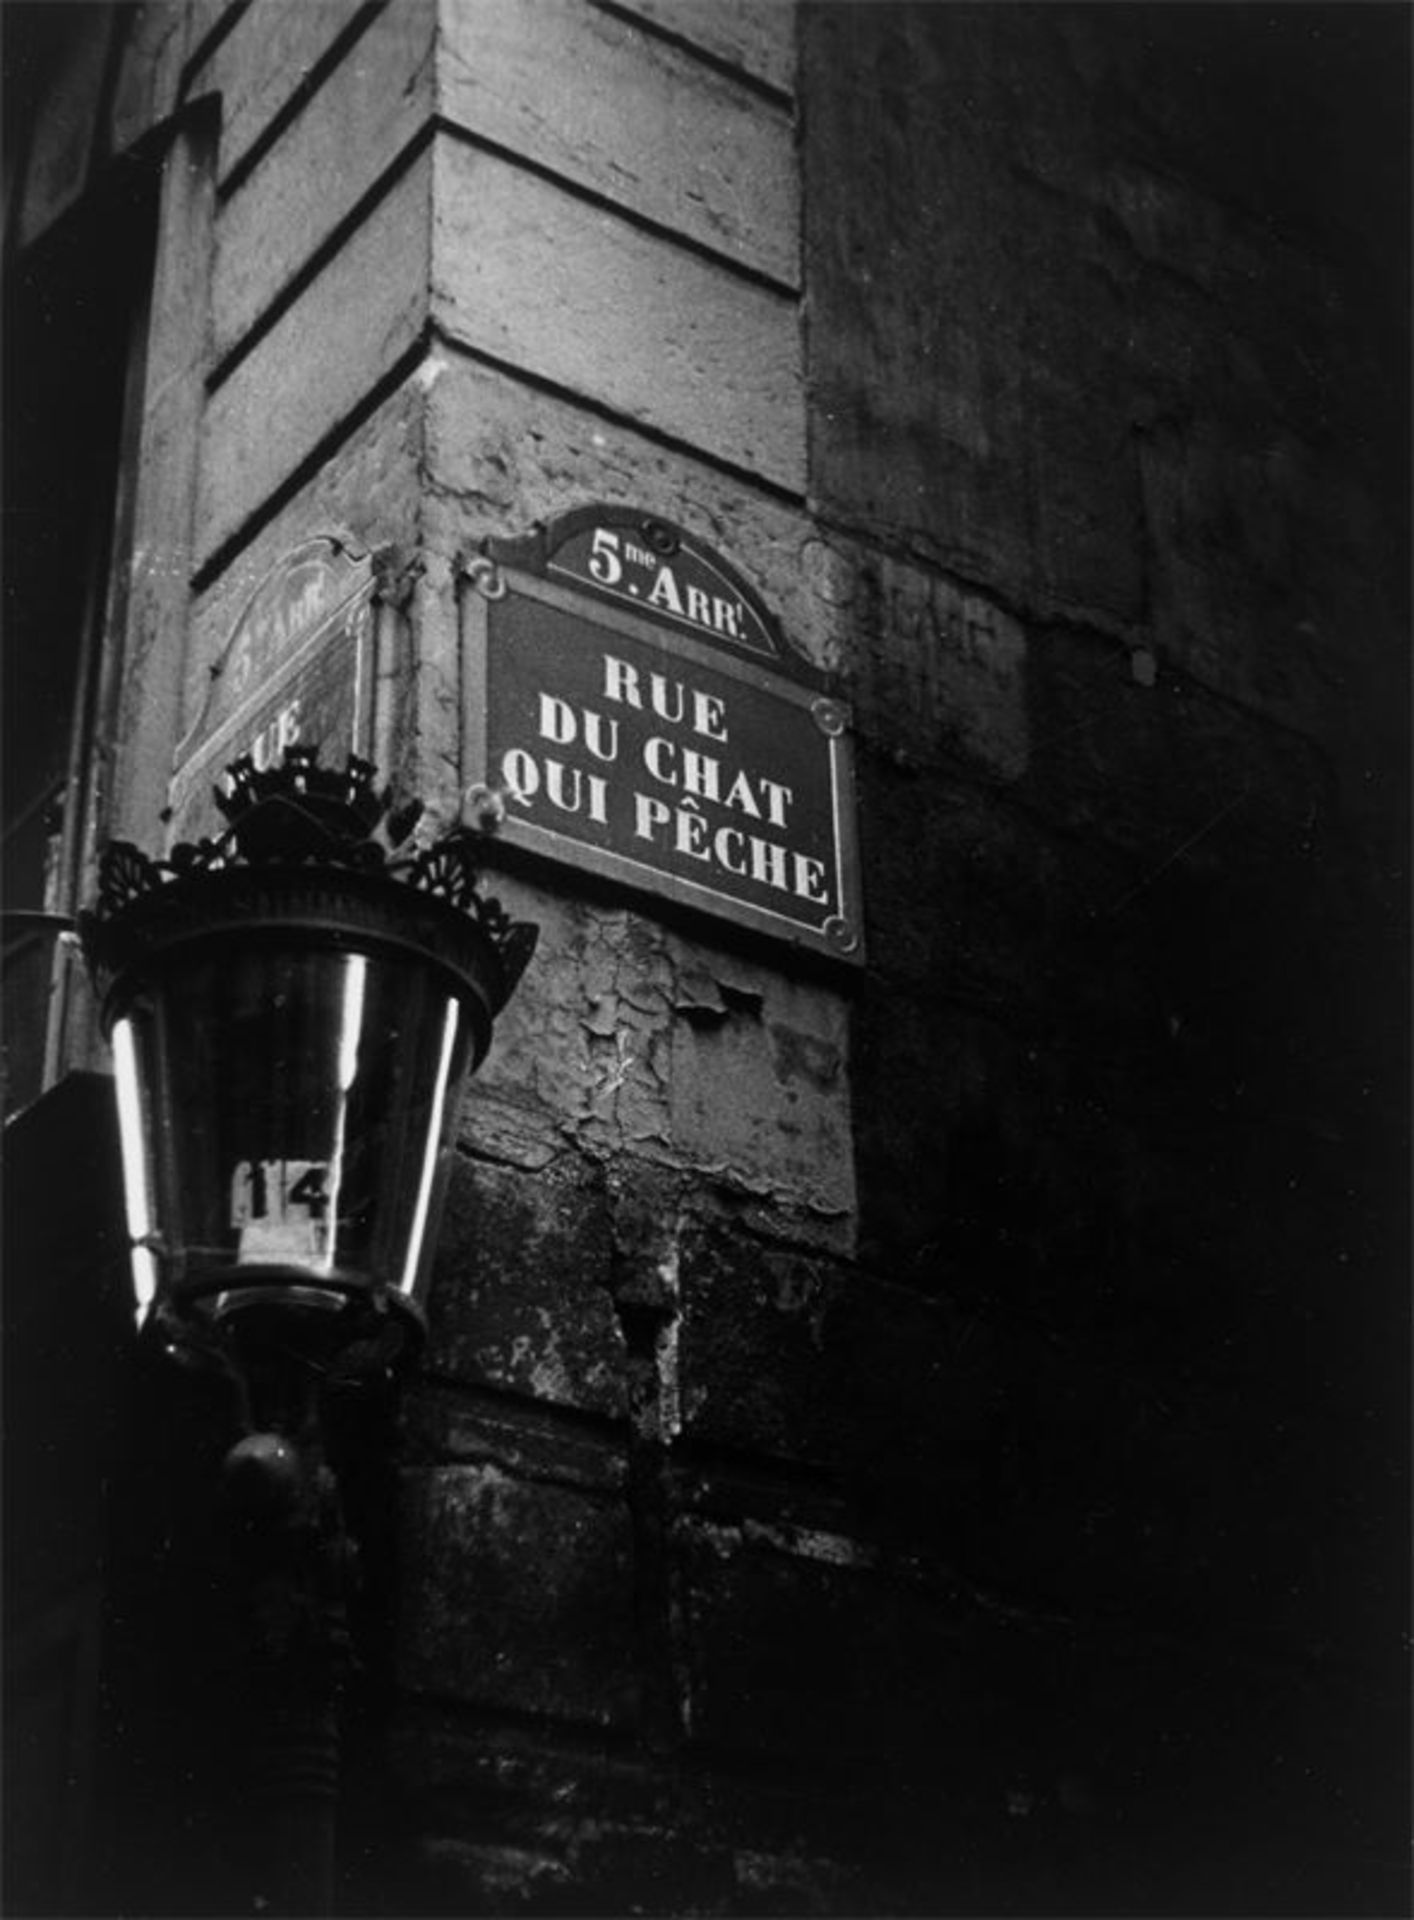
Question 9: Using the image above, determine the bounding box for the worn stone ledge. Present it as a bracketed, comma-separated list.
[674, 1515, 979, 1760]
[405, 1382, 628, 1497]
[381, 1700, 900, 1913]
[426, 1151, 625, 1418]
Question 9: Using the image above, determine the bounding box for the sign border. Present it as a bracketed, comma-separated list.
[460, 562, 865, 966]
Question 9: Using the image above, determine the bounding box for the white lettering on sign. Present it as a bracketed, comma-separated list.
[602, 656, 728, 739]
[470, 536, 865, 959]
[578, 529, 747, 642]
[538, 694, 620, 762]
[494, 637, 837, 912]
[502, 747, 610, 825]
[246, 697, 303, 771]
[192, 557, 348, 745]
[638, 736, 793, 828]
[169, 540, 376, 849]
[625, 790, 826, 903]
[242, 570, 335, 667]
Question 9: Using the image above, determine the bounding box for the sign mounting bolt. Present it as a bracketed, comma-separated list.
[465, 554, 506, 601]
[641, 519, 679, 558]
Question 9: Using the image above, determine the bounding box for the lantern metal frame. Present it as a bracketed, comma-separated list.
[77, 746, 537, 1915]
[80, 746, 536, 1372]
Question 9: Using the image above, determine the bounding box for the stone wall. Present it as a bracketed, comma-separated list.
[379, 4, 878, 1910]
[5, 2, 1407, 1913]
[796, 5, 1409, 1913]
[383, 6, 1408, 1913]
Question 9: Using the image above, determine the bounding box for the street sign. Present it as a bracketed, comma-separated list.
[461, 508, 863, 965]
[168, 536, 376, 845]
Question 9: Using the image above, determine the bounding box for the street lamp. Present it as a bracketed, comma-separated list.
[79, 745, 536, 1913]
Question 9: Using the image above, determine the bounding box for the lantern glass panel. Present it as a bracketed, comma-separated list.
[112, 937, 474, 1319]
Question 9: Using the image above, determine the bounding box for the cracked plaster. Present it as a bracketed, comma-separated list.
[468, 879, 856, 1239]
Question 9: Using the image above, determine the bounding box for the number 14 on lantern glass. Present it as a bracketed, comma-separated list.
[231, 1157, 331, 1262]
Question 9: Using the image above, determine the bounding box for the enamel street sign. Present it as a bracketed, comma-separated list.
[460, 508, 863, 966]
[168, 536, 377, 846]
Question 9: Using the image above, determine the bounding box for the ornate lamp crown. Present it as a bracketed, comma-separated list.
[81, 746, 537, 1013]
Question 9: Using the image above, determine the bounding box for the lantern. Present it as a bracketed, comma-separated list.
[79, 747, 536, 1366]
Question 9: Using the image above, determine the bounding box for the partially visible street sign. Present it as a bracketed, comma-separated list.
[168, 537, 375, 844]
[461, 508, 863, 965]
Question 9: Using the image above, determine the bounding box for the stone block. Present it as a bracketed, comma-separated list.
[202, 0, 380, 182]
[674, 1222, 843, 1460]
[421, 352, 839, 670]
[438, 0, 797, 286]
[1023, 619, 1332, 878]
[677, 1518, 981, 1762]
[380, 1708, 848, 1916]
[848, 970, 1152, 1301]
[405, 1385, 627, 1498]
[1138, 418, 1401, 753]
[1100, 151, 1314, 313]
[398, 1464, 638, 1727]
[211, 2, 437, 358]
[852, 751, 1153, 1044]
[181, 0, 245, 76]
[431, 136, 805, 493]
[425, 1150, 626, 1418]
[455, 1083, 565, 1175]
[671, 1216, 1050, 1551]
[402, 1825, 734, 1920]
[850, 647, 1359, 1201]
[813, 1276, 998, 1538]
[801, 5, 1145, 631]
[839, 545, 1030, 782]
[1078, 5, 1406, 280]
[196, 153, 431, 566]
[620, 0, 797, 96]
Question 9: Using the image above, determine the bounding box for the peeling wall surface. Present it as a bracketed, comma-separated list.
[3, 1, 1409, 1915]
